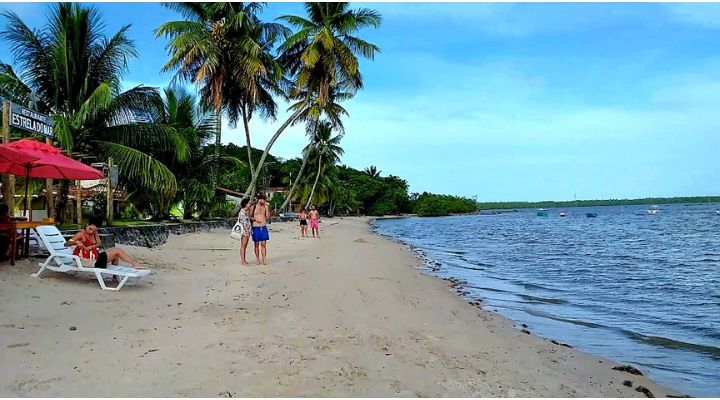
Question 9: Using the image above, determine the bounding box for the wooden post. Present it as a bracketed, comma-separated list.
[76, 180, 82, 225]
[45, 137, 54, 218]
[106, 158, 113, 225]
[2, 100, 15, 212]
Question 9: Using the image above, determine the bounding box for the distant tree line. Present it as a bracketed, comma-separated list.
[476, 196, 720, 210]
[411, 193, 478, 217]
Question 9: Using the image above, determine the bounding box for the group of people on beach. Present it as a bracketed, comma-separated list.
[234, 194, 322, 266]
[298, 207, 321, 239]
[235, 195, 271, 266]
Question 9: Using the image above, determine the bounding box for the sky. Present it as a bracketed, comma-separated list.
[1, 2, 719, 202]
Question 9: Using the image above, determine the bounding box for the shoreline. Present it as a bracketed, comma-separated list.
[368, 217, 686, 397]
[369, 217, 691, 398]
[0, 217, 680, 396]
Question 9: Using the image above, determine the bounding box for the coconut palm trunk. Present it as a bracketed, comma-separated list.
[243, 108, 303, 199]
[240, 106, 256, 197]
[280, 150, 310, 211]
[215, 112, 222, 187]
[306, 154, 323, 209]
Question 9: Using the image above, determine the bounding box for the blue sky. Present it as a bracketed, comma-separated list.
[1, 2, 719, 201]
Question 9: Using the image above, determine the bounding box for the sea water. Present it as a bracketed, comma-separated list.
[373, 204, 720, 397]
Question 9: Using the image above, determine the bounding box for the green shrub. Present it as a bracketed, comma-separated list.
[411, 192, 478, 217]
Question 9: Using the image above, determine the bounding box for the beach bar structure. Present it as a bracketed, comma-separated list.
[1, 99, 108, 223]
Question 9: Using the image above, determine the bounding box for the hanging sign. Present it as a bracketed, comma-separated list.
[8, 102, 55, 138]
[110, 165, 119, 187]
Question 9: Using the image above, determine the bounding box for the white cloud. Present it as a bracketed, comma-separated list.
[368, 3, 660, 37]
[665, 3, 720, 29]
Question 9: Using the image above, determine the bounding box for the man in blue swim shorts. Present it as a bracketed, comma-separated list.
[251, 195, 271, 265]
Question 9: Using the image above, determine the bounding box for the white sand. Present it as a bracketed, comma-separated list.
[0, 217, 678, 397]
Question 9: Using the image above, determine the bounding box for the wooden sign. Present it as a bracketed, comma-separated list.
[8, 102, 54, 138]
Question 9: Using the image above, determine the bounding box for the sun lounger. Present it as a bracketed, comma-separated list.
[31, 225, 151, 291]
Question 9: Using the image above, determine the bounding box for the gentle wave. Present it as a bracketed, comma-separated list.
[517, 294, 569, 305]
[624, 331, 720, 359]
[522, 282, 567, 292]
[523, 308, 606, 328]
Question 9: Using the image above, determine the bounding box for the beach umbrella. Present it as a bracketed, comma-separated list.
[0, 146, 40, 208]
[0, 139, 103, 220]
[0, 146, 40, 171]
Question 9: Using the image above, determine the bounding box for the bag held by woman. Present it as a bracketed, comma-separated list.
[230, 213, 244, 241]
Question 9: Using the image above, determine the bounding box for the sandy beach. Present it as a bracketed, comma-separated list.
[0, 217, 678, 397]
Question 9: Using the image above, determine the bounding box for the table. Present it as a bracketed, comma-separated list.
[0, 221, 53, 266]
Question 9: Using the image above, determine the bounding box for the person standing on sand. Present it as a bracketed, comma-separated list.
[309, 206, 320, 238]
[298, 210, 308, 238]
[251, 195, 270, 265]
[0, 204, 11, 261]
[237, 199, 253, 266]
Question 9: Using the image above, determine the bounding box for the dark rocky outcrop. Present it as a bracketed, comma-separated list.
[62, 220, 235, 249]
[635, 385, 654, 398]
[612, 365, 644, 376]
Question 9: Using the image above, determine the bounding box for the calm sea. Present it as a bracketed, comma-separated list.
[373, 204, 720, 397]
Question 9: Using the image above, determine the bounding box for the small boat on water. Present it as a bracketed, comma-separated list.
[715, 210, 720, 215]
[537, 209, 549, 217]
[647, 205, 659, 215]
[559, 212, 566, 217]
[586, 212, 598, 218]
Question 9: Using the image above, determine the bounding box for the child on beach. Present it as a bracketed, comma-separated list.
[251, 195, 270, 265]
[298, 210, 308, 238]
[309, 206, 320, 238]
[237, 199, 253, 266]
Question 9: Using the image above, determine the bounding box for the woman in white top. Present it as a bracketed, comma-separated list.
[238, 199, 253, 266]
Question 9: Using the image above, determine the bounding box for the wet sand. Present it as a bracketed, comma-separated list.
[0, 217, 678, 396]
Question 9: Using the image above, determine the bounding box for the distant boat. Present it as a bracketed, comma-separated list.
[559, 212, 566, 217]
[586, 212, 598, 218]
[537, 209, 549, 217]
[715, 210, 720, 215]
[648, 205, 659, 215]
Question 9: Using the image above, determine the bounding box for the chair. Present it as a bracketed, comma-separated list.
[31, 225, 151, 291]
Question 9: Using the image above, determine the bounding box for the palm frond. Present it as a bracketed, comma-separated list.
[98, 123, 190, 163]
[96, 141, 178, 196]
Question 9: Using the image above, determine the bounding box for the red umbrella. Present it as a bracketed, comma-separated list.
[2, 139, 103, 180]
[0, 146, 40, 172]
[0, 139, 104, 220]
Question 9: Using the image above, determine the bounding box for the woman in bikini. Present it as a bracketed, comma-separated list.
[298, 210, 308, 238]
[66, 217, 145, 269]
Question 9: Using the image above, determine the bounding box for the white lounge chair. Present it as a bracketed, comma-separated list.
[32, 225, 151, 291]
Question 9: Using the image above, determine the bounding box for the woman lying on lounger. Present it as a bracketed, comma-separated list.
[65, 217, 146, 269]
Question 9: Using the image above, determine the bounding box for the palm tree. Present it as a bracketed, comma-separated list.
[223, 9, 289, 192]
[157, 86, 244, 219]
[277, 97, 343, 212]
[244, 2, 381, 199]
[156, 2, 271, 185]
[0, 3, 185, 221]
[278, 3, 381, 106]
[304, 121, 343, 208]
[254, 82, 351, 205]
[364, 165, 381, 178]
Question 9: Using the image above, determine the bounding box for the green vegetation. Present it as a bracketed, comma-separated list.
[1, 3, 184, 221]
[0, 2, 388, 224]
[106, 220, 156, 228]
[412, 193, 478, 217]
[476, 196, 720, 210]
